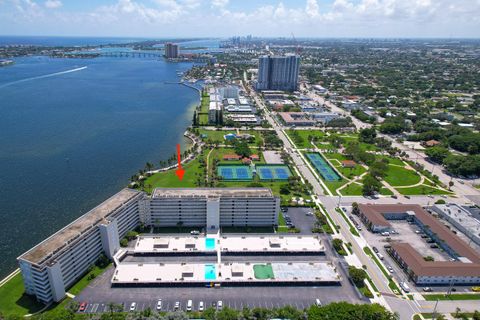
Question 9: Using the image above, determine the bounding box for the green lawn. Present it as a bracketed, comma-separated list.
[198, 94, 210, 125]
[340, 183, 363, 196]
[397, 185, 452, 196]
[198, 129, 264, 146]
[67, 264, 112, 296]
[376, 155, 405, 166]
[324, 180, 349, 194]
[0, 273, 44, 316]
[423, 293, 480, 301]
[143, 150, 207, 193]
[384, 165, 421, 187]
[286, 130, 330, 149]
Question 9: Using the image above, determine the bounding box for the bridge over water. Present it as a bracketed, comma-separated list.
[100, 51, 163, 58]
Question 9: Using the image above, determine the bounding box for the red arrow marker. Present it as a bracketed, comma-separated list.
[175, 143, 185, 181]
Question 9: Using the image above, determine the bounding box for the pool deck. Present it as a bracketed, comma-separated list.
[111, 262, 340, 286]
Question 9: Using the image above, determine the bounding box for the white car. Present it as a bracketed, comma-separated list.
[129, 302, 136, 311]
[217, 300, 223, 310]
[174, 301, 180, 311]
[156, 299, 162, 311]
[187, 300, 193, 311]
[198, 301, 204, 311]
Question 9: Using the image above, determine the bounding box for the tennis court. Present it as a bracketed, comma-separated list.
[217, 165, 253, 181]
[256, 165, 292, 181]
[306, 153, 341, 181]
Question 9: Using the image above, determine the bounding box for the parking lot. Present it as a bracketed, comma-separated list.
[280, 206, 317, 234]
[76, 264, 363, 313]
[74, 206, 364, 313]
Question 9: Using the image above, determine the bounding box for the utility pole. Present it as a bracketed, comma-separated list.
[431, 299, 439, 320]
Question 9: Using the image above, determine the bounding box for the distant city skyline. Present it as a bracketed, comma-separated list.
[1, 0, 479, 38]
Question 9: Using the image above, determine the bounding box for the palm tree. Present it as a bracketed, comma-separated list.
[145, 162, 154, 172]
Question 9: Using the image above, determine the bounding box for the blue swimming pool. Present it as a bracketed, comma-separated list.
[205, 238, 215, 250]
[204, 264, 217, 280]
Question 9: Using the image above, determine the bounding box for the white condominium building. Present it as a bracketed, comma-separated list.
[17, 189, 143, 304]
[143, 188, 280, 231]
[18, 187, 280, 304]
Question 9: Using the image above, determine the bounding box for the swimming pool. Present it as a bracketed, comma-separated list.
[205, 238, 215, 250]
[306, 153, 341, 181]
[204, 264, 217, 280]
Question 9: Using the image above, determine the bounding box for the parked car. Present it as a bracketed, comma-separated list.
[187, 300, 193, 311]
[190, 230, 200, 235]
[315, 299, 322, 306]
[78, 302, 87, 312]
[217, 301, 223, 310]
[372, 246, 379, 253]
[156, 299, 162, 311]
[129, 302, 136, 311]
[198, 301, 204, 311]
[430, 244, 438, 249]
[423, 287, 432, 292]
[471, 287, 480, 292]
[388, 266, 394, 273]
[174, 302, 180, 311]
[400, 282, 410, 293]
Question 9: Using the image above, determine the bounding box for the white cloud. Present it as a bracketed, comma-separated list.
[306, 0, 319, 18]
[44, 0, 61, 9]
[1, 0, 480, 37]
[211, 0, 228, 8]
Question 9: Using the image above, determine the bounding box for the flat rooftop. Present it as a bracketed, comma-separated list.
[433, 204, 480, 238]
[151, 188, 274, 199]
[134, 236, 211, 253]
[220, 235, 324, 253]
[133, 235, 324, 254]
[19, 188, 142, 266]
[112, 262, 339, 284]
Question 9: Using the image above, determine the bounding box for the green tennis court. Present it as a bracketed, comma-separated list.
[217, 165, 253, 181]
[256, 165, 292, 181]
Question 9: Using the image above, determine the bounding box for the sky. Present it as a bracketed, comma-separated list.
[0, 0, 480, 38]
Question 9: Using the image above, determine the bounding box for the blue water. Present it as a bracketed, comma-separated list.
[0, 53, 202, 278]
[205, 238, 216, 250]
[204, 264, 216, 280]
[0, 36, 146, 46]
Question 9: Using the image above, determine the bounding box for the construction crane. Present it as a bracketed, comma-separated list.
[291, 32, 302, 55]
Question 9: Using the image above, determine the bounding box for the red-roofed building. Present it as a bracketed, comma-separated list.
[223, 154, 241, 161]
[423, 140, 440, 147]
[358, 204, 480, 285]
[250, 155, 260, 161]
[341, 160, 357, 168]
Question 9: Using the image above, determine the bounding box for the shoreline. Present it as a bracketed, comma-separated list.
[0, 60, 203, 280]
